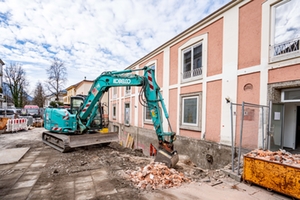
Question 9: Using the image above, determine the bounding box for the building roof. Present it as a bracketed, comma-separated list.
[66, 79, 94, 91]
[0, 59, 5, 65]
[75, 80, 94, 90]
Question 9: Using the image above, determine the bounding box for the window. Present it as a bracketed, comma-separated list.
[143, 62, 156, 123]
[182, 96, 198, 125]
[281, 88, 300, 102]
[144, 107, 152, 122]
[124, 103, 130, 125]
[112, 104, 116, 119]
[180, 93, 202, 131]
[125, 86, 131, 95]
[182, 43, 202, 80]
[270, 0, 300, 62]
[112, 87, 117, 99]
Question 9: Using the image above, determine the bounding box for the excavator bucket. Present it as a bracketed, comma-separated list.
[155, 149, 179, 168]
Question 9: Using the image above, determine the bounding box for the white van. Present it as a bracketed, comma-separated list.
[0, 109, 18, 119]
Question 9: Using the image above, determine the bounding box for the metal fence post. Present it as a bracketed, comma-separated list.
[238, 101, 245, 175]
[262, 107, 265, 150]
[230, 102, 235, 172]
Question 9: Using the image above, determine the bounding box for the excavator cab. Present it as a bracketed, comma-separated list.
[70, 96, 85, 115]
[70, 95, 103, 131]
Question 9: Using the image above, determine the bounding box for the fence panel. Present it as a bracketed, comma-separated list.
[230, 102, 269, 175]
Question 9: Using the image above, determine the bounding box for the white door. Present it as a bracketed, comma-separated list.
[283, 103, 297, 149]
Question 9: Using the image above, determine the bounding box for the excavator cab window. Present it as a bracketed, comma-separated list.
[70, 96, 85, 115]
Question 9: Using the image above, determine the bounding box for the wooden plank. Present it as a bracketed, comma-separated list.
[125, 134, 130, 148]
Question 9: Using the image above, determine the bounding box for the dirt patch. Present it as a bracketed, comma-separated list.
[44, 143, 151, 177]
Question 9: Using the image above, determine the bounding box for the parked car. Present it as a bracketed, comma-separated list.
[0, 109, 18, 119]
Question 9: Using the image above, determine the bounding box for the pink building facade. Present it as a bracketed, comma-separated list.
[109, 0, 300, 168]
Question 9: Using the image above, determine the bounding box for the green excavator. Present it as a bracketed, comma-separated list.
[42, 66, 178, 168]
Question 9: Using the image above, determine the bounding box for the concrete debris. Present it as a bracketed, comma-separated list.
[125, 162, 191, 190]
[245, 149, 300, 167]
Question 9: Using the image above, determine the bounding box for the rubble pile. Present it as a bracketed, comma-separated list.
[245, 149, 300, 167]
[126, 162, 191, 190]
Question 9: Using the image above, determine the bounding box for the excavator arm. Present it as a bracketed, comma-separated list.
[76, 68, 144, 132]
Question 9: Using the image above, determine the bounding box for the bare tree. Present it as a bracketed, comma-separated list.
[46, 58, 67, 101]
[4, 63, 29, 107]
[32, 81, 46, 108]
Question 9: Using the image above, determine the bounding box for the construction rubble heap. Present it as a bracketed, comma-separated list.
[245, 149, 300, 167]
[125, 162, 191, 190]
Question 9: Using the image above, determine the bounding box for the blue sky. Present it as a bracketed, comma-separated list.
[0, 0, 230, 94]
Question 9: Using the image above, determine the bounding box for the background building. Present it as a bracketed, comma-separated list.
[63, 79, 109, 115]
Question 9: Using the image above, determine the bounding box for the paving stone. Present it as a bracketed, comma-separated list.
[0, 148, 30, 164]
[12, 162, 32, 170]
[0, 188, 11, 196]
[91, 170, 108, 182]
[29, 162, 46, 168]
[26, 189, 52, 199]
[94, 179, 117, 193]
[65, 181, 75, 189]
[32, 182, 53, 190]
[97, 188, 118, 196]
[18, 173, 40, 181]
[23, 155, 38, 160]
[0, 171, 23, 181]
[0, 164, 15, 171]
[251, 190, 291, 200]
[34, 157, 49, 163]
[75, 189, 96, 200]
[90, 169, 108, 176]
[75, 181, 94, 191]
[20, 158, 35, 162]
[4, 188, 31, 200]
[12, 179, 37, 189]
[0, 179, 16, 189]
[75, 176, 93, 184]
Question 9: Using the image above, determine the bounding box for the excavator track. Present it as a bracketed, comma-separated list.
[42, 131, 119, 153]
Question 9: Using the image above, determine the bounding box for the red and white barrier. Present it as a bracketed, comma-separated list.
[6, 118, 28, 132]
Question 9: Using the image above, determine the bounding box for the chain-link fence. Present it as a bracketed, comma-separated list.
[230, 102, 269, 175]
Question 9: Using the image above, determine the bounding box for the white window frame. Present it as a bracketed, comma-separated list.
[182, 43, 203, 81]
[178, 34, 207, 84]
[124, 103, 130, 126]
[144, 106, 152, 123]
[112, 87, 117, 99]
[269, 0, 300, 63]
[180, 92, 202, 131]
[125, 86, 131, 96]
[281, 88, 300, 102]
